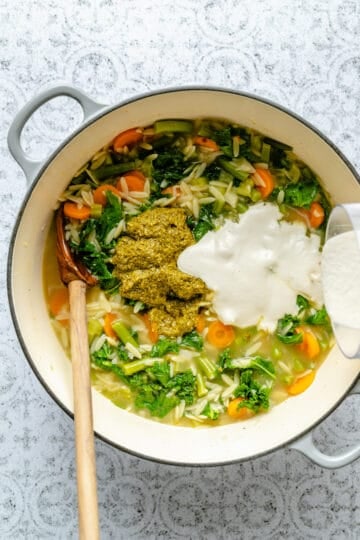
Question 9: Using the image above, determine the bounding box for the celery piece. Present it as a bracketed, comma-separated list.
[87, 319, 103, 343]
[250, 133, 262, 155]
[198, 356, 217, 380]
[213, 198, 225, 214]
[90, 203, 103, 218]
[112, 320, 138, 348]
[261, 142, 271, 163]
[154, 119, 193, 134]
[237, 201, 249, 213]
[123, 358, 154, 376]
[196, 372, 208, 397]
[218, 158, 251, 182]
[288, 163, 301, 183]
[236, 179, 253, 197]
[189, 176, 208, 186]
[250, 189, 262, 202]
[197, 122, 213, 138]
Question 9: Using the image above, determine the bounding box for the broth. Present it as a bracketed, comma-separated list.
[43, 117, 334, 427]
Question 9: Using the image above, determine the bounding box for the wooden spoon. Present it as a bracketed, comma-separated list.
[56, 205, 100, 540]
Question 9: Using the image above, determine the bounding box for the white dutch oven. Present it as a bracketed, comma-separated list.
[7, 85, 360, 467]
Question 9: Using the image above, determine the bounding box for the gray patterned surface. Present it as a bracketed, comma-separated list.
[1, 0, 360, 538]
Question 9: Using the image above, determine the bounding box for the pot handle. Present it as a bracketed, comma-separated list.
[7, 85, 105, 184]
[289, 379, 360, 468]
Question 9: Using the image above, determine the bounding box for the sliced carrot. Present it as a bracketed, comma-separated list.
[253, 168, 274, 198]
[93, 184, 121, 206]
[123, 174, 146, 192]
[142, 313, 158, 343]
[207, 320, 235, 348]
[296, 327, 321, 359]
[309, 202, 325, 228]
[196, 313, 206, 333]
[287, 370, 315, 395]
[227, 398, 255, 420]
[104, 313, 118, 339]
[193, 136, 219, 151]
[161, 185, 181, 198]
[124, 170, 146, 181]
[113, 128, 143, 151]
[49, 287, 69, 317]
[63, 202, 91, 220]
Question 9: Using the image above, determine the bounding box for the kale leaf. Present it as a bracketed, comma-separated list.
[180, 330, 204, 351]
[187, 204, 216, 241]
[276, 314, 303, 344]
[306, 306, 330, 326]
[234, 370, 271, 412]
[91, 342, 129, 383]
[201, 403, 220, 421]
[152, 148, 186, 188]
[69, 191, 122, 290]
[212, 126, 233, 157]
[150, 337, 180, 358]
[166, 370, 196, 405]
[283, 181, 319, 208]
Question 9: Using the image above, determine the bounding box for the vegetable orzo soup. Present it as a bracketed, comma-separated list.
[43, 118, 334, 426]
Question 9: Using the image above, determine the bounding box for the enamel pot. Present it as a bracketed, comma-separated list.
[7, 85, 360, 467]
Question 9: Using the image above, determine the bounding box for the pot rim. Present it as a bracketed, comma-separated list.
[7, 84, 360, 466]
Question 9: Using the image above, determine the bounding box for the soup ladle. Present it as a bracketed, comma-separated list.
[56, 205, 100, 540]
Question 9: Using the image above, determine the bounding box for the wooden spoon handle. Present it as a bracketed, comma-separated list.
[69, 280, 100, 540]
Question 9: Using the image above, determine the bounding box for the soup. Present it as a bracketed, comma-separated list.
[43, 118, 334, 426]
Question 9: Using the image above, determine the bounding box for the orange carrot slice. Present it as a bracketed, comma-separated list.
[193, 136, 219, 151]
[104, 313, 118, 339]
[49, 287, 69, 317]
[93, 184, 121, 206]
[309, 202, 325, 228]
[296, 327, 321, 359]
[253, 168, 274, 198]
[196, 313, 206, 333]
[207, 320, 235, 348]
[113, 128, 143, 151]
[142, 313, 158, 343]
[227, 398, 255, 420]
[63, 202, 91, 220]
[287, 371, 315, 395]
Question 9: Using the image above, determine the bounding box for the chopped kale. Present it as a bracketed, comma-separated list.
[150, 338, 180, 358]
[152, 148, 186, 188]
[283, 181, 319, 208]
[234, 370, 271, 412]
[187, 204, 216, 241]
[276, 314, 303, 344]
[202, 403, 220, 421]
[180, 330, 204, 351]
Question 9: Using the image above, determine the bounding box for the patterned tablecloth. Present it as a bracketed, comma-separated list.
[1, 1, 360, 538]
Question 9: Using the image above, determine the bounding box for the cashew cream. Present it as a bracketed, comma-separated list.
[177, 203, 323, 332]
